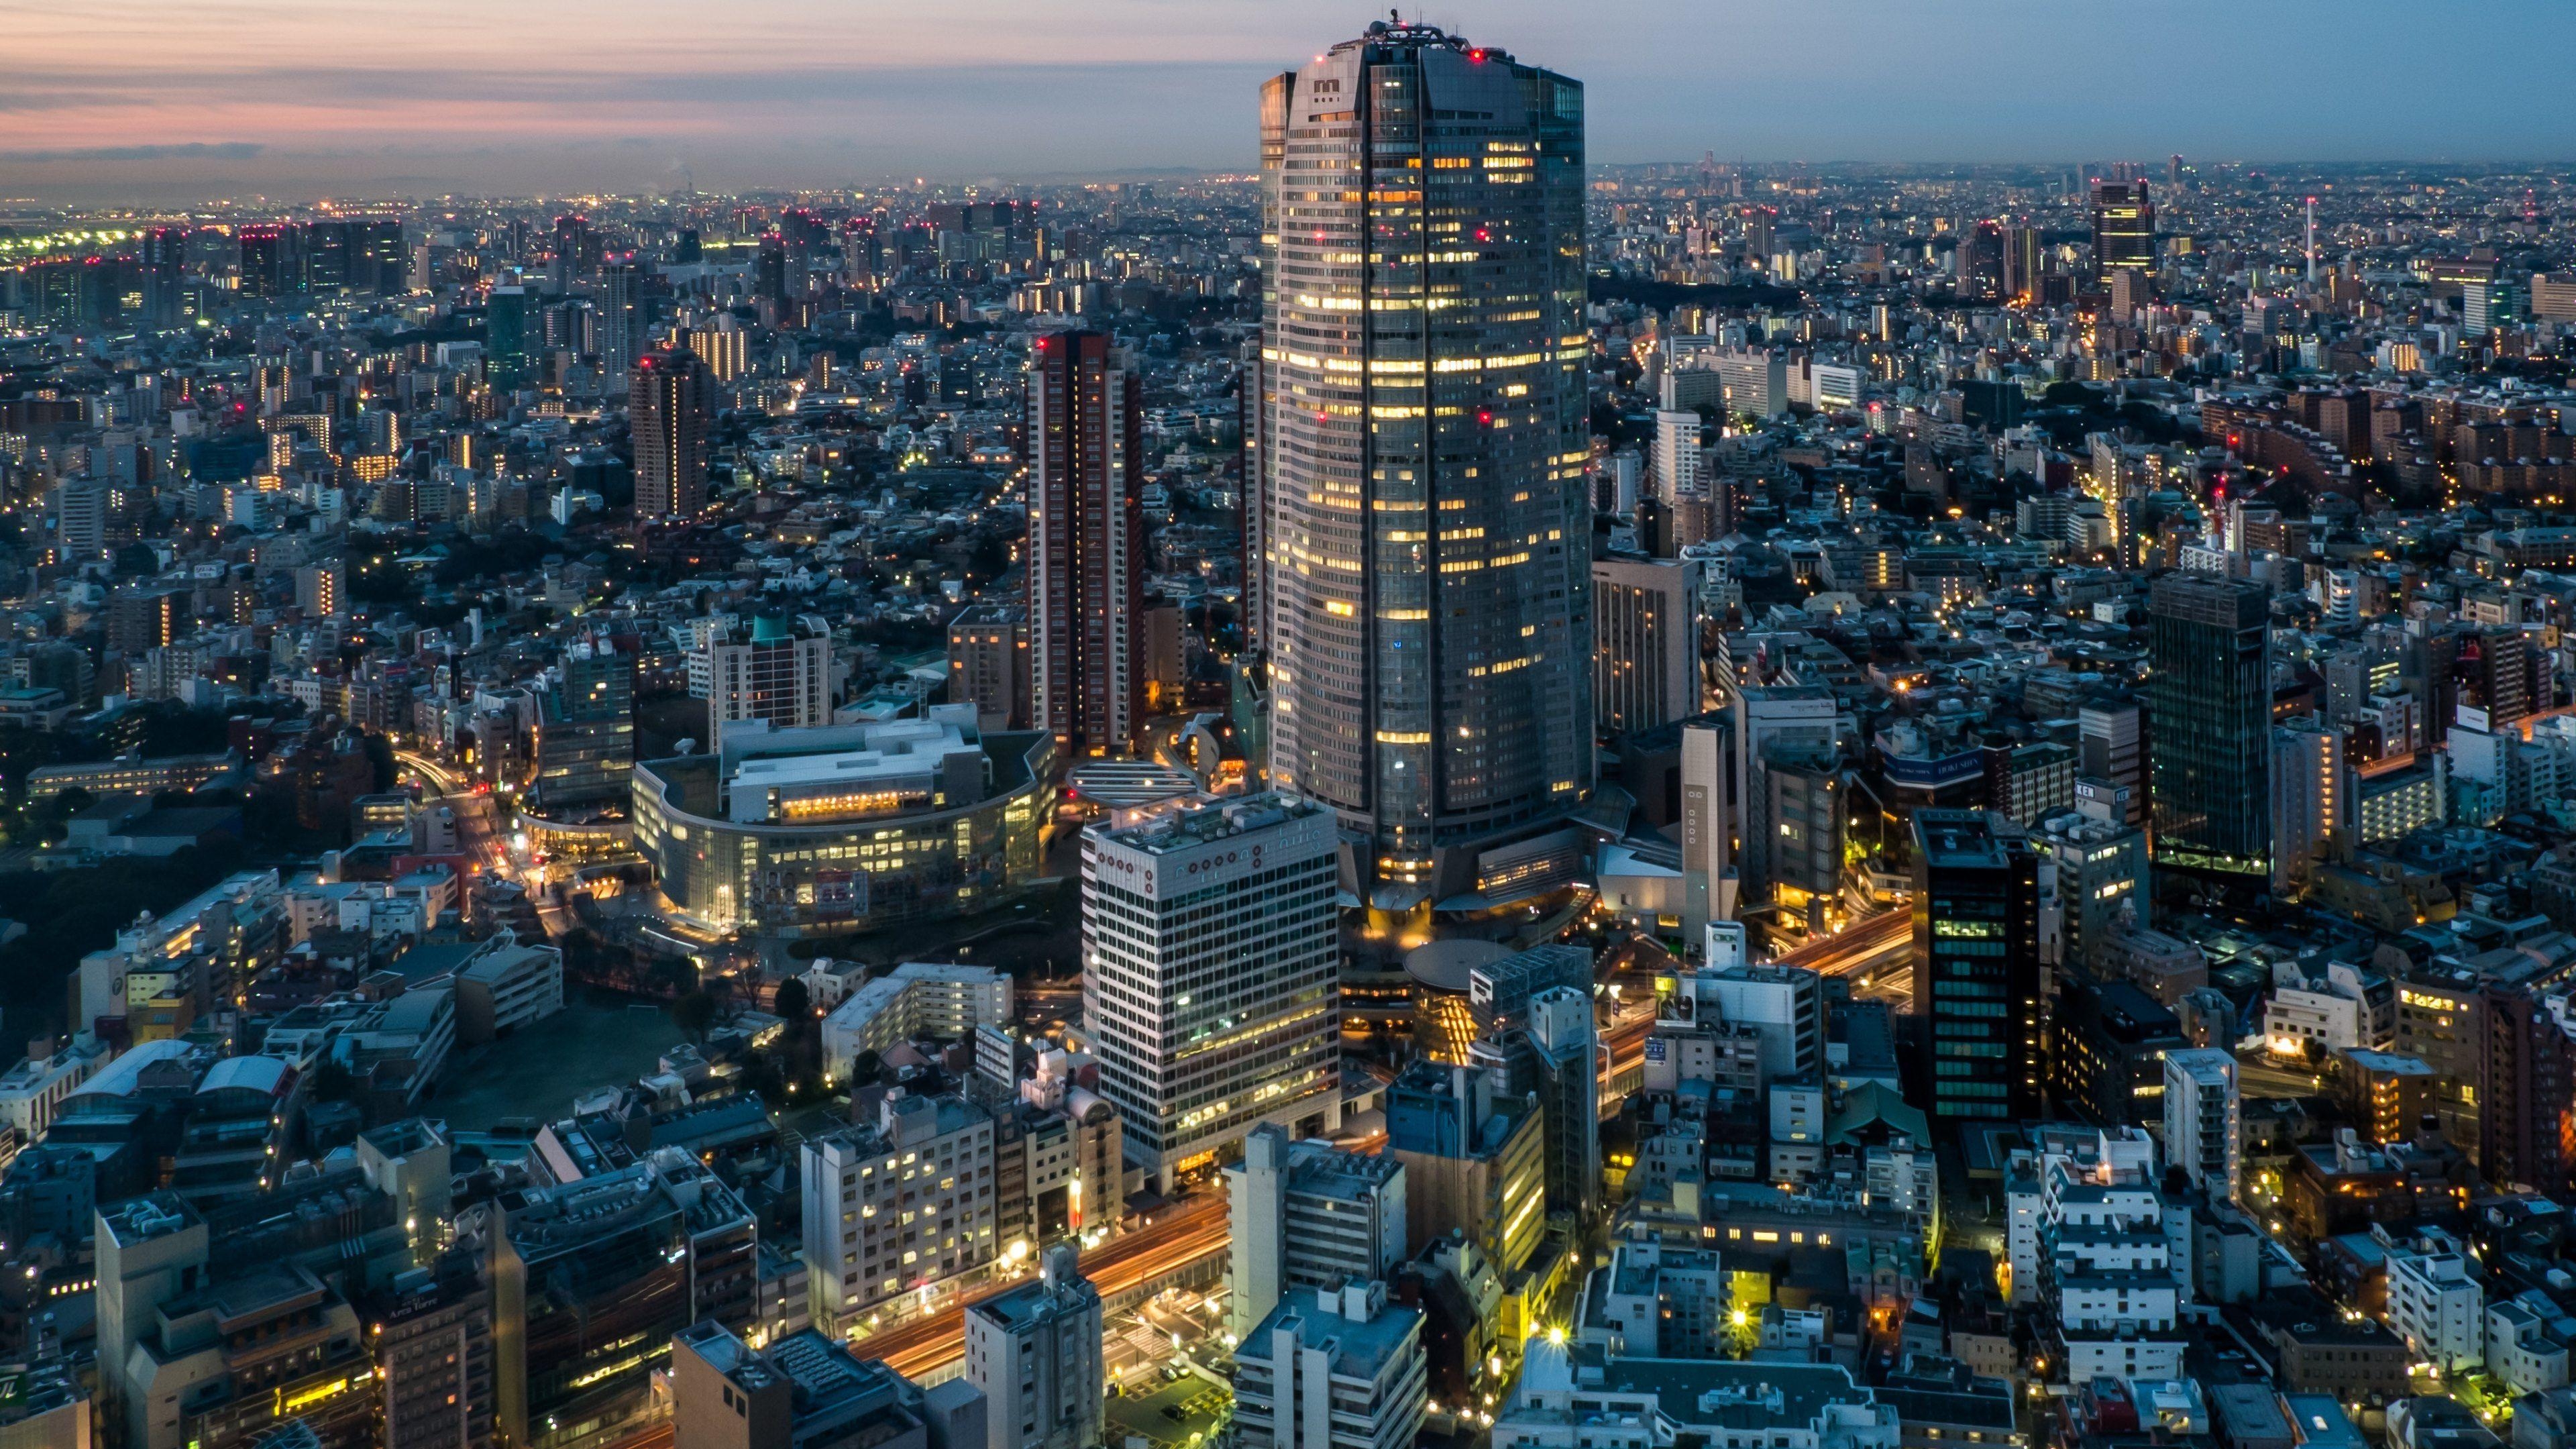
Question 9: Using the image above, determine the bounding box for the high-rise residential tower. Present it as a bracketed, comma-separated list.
[2147, 573, 2271, 877]
[139, 225, 188, 325]
[1026, 331, 1144, 759]
[631, 347, 718, 519]
[2163, 1047, 2241, 1202]
[596, 254, 641, 380]
[1258, 21, 1592, 908]
[703, 615, 831, 736]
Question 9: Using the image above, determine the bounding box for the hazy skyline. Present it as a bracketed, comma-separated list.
[7, 0, 2576, 202]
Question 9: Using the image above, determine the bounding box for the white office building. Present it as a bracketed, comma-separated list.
[1666, 960, 1825, 1083]
[0, 1038, 113, 1140]
[1652, 410, 1703, 501]
[1081, 794, 1341, 1192]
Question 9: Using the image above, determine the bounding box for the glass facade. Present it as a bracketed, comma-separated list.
[2147, 572, 2272, 875]
[1258, 21, 1593, 907]
[630, 732, 1051, 934]
[1911, 808, 2045, 1122]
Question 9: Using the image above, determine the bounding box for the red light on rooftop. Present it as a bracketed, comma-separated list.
[1468, 48, 1487, 61]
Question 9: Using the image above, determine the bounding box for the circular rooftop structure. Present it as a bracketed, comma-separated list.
[1403, 938, 1513, 995]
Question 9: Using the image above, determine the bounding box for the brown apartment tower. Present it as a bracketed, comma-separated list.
[631, 347, 717, 519]
[1027, 329, 1143, 759]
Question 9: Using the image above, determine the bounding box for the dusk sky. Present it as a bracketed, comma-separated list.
[7, 0, 2575, 201]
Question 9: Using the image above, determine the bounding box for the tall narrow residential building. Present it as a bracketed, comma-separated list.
[632, 347, 718, 519]
[965, 1244, 1102, 1449]
[596, 254, 641, 380]
[1911, 809, 2045, 1124]
[1259, 21, 1592, 908]
[1026, 331, 1144, 759]
[2163, 1047, 2241, 1202]
[2147, 573, 2272, 877]
[1081, 794, 1341, 1193]
[703, 615, 832, 736]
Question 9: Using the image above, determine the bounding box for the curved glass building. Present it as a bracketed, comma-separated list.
[631, 707, 1051, 935]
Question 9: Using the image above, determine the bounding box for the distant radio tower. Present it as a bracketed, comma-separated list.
[2304, 196, 2316, 285]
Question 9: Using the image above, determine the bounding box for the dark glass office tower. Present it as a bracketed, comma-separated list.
[486, 284, 533, 393]
[237, 225, 293, 299]
[2147, 572, 2271, 876]
[1911, 809, 2044, 1124]
[1259, 20, 1592, 908]
[2090, 180, 2155, 284]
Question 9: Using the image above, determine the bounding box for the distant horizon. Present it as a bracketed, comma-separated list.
[14, 156, 2576, 212]
[7, 0, 2576, 203]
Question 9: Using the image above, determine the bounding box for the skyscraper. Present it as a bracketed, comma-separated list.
[1026, 331, 1143, 759]
[631, 347, 718, 519]
[1081, 794, 1341, 1193]
[755, 233, 789, 306]
[2090, 180, 2155, 285]
[138, 225, 187, 325]
[596, 254, 641, 380]
[486, 284, 532, 393]
[1259, 21, 1592, 908]
[1911, 809, 2044, 1124]
[237, 225, 292, 299]
[552, 213, 598, 280]
[2147, 573, 2271, 877]
[2002, 223, 2046, 303]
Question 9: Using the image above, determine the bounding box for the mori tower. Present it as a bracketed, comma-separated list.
[1256, 21, 1592, 912]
